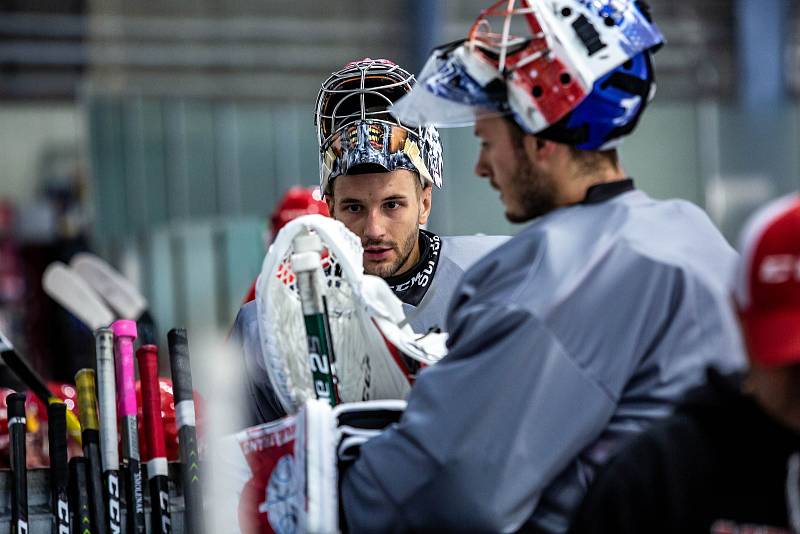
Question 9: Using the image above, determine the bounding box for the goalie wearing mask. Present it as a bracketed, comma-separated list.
[337, 1, 747, 532]
[229, 58, 507, 425]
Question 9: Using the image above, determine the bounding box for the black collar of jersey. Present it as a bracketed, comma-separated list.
[582, 178, 635, 205]
[384, 229, 441, 307]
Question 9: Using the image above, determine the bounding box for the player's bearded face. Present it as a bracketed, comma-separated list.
[506, 152, 559, 223]
[474, 116, 558, 223]
[328, 169, 431, 278]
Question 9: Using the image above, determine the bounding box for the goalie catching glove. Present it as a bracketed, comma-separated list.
[256, 214, 448, 414]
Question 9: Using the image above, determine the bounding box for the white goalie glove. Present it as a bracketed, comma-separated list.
[256, 214, 448, 414]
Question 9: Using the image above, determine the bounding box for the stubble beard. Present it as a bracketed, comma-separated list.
[362, 225, 419, 278]
[505, 154, 559, 224]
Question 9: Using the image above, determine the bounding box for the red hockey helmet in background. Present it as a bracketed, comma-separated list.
[269, 187, 329, 239]
[734, 193, 800, 367]
[243, 186, 331, 304]
[136, 377, 205, 461]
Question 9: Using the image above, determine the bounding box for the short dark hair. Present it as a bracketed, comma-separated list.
[503, 117, 619, 172]
[568, 145, 619, 172]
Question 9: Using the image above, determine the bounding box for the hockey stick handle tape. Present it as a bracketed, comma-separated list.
[47, 402, 71, 534]
[95, 329, 120, 472]
[167, 328, 195, 405]
[47, 402, 69, 491]
[75, 369, 100, 431]
[111, 320, 138, 417]
[136, 344, 167, 460]
[8, 392, 28, 532]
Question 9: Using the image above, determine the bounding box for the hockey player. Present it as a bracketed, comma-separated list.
[230, 58, 507, 425]
[339, 1, 745, 532]
[567, 194, 800, 534]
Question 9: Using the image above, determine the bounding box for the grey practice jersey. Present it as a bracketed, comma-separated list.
[341, 182, 746, 533]
[229, 232, 508, 425]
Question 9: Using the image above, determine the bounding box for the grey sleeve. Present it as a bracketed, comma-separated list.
[228, 304, 287, 427]
[341, 303, 616, 532]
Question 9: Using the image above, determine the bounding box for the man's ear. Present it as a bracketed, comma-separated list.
[418, 183, 432, 225]
[325, 195, 335, 216]
[522, 135, 556, 164]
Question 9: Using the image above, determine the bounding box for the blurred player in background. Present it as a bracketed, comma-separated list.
[229, 58, 507, 425]
[338, 1, 745, 532]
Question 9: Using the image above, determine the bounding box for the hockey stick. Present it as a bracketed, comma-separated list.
[292, 231, 340, 407]
[137, 344, 172, 534]
[111, 319, 146, 534]
[95, 329, 123, 534]
[76, 368, 108, 534]
[167, 328, 203, 534]
[42, 262, 116, 332]
[47, 402, 71, 534]
[71, 253, 158, 345]
[68, 457, 92, 533]
[8, 392, 28, 534]
[0, 329, 83, 445]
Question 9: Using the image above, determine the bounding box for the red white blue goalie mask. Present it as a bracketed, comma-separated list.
[391, 0, 664, 150]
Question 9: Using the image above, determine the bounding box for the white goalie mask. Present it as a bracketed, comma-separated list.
[256, 214, 448, 414]
[314, 58, 444, 195]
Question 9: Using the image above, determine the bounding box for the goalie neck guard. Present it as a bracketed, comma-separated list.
[314, 58, 444, 194]
[391, 0, 664, 150]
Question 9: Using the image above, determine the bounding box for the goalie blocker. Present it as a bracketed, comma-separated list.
[217, 399, 405, 534]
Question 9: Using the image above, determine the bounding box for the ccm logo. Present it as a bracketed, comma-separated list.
[759, 255, 800, 283]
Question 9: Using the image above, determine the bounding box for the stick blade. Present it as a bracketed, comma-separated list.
[71, 252, 147, 320]
[43, 262, 116, 331]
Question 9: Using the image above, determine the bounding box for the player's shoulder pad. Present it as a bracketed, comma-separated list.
[439, 234, 510, 270]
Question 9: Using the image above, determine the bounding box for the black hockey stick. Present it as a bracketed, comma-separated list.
[47, 402, 71, 534]
[68, 457, 92, 534]
[8, 392, 28, 534]
[167, 328, 203, 534]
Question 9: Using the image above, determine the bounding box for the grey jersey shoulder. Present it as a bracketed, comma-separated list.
[461, 191, 738, 308]
[404, 234, 509, 332]
[438, 234, 509, 271]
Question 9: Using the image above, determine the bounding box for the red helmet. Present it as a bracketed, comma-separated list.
[270, 187, 329, 238]
[136, 377, 204, 461]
